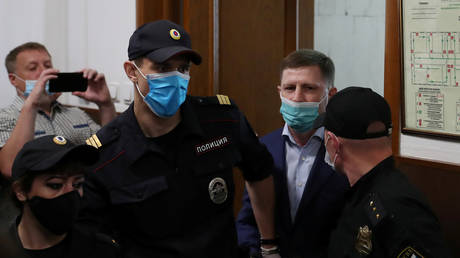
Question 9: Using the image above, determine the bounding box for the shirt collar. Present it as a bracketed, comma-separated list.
[282, 123, 325, 146]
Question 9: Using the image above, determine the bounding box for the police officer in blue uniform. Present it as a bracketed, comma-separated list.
[79, 20, 278, 258]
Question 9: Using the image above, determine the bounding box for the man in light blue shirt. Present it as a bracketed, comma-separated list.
[236, 49, 349, 258]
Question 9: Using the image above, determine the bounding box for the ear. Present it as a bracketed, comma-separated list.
[123, 61, 138, 83]
[12, 181, 27, 202]
[8, 73, 20, 87]
[328, 87, 337, 98]
[277, 85, 281, 95]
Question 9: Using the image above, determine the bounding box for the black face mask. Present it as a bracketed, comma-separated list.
[28, 191, 81, 235]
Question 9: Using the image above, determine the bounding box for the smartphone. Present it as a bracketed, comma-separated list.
[48, 72, 88, 92]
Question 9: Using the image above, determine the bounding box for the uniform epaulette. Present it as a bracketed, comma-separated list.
[85, 125, 120, 149]
[366, 192, 388, 227]
[191, 95, 234, 106]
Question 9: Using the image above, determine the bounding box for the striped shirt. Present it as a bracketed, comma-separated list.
[0, 96, 100, 147]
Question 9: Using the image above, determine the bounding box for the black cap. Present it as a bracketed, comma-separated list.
[128, 20, 202, 65]
[320, 87, 392, 139]
[12, 135, 99, 180]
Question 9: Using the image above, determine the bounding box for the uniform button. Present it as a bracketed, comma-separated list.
[301, 157, 306, 161]
[297, 182, 303, 187]
[198, 98, 203, 103]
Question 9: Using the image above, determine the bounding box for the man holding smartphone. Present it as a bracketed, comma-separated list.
[0, 42, 117, 178]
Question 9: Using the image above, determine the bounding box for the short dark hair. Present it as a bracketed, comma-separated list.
[280, 49, 335, 88]
[10, 157, 86, 209]
[5, 42, 50, 73]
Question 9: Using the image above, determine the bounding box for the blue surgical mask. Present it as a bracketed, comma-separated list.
[133, 63, 190, 118]
[279, 91, 327, 133]
[14, 74, 50, 97]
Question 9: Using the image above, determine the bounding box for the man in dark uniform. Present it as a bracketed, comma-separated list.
[321, 87, 452, 257]
[79, 20, 277, 258]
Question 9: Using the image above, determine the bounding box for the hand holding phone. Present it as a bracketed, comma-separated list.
[48, 72, 88, 92]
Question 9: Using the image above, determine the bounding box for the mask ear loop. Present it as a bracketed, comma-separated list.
[131, 62, 147, 99]
[325, 132, 339, 166]
[10, 74, 27, 98]
[131, 62, 147, 79]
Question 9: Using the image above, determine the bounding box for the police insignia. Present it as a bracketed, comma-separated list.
[195, 136, 230, 155]
[53, 136, 67, 145]
[170, 29, 181, 40]
[397, 246, 424, 258]
[208, 177, 228, 204]
[355, 225, 372, 255]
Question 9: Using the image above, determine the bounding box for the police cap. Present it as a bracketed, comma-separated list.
[319, 86, 392, 139]
[128, 20, 202, 65]
[12, 135, 99, 180]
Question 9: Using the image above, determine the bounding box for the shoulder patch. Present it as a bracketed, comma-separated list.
[216, 94, 231, 105]
[397, 246, 424, 258]
[85, 125, 120, 149]
[86, 134, 102, 149]
[191, 95, 235, 107]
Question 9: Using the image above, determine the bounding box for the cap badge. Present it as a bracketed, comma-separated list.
[355, 225, 372, 255]
[53, 136, 67, 145]
[208, 177, 228, 204]
[170, 29, 181, 40]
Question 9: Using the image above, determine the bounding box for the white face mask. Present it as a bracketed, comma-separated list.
[324, 134, 337, 170]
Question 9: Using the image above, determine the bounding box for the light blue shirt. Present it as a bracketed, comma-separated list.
[282, 124, 324, 222]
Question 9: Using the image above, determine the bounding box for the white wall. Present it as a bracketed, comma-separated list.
[314, 0, 386, 95]
[0, 0, 135, 112]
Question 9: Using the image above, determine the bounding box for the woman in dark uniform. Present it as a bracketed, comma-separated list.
[6, 135, 118, 258]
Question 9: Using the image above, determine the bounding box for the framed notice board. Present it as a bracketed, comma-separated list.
[401, 0, 460, 139]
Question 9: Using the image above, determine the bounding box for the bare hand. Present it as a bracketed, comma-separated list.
[25, 68, 61, 110]
[72, 68, 112, 107]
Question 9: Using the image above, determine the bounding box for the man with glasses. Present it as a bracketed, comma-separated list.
[79, 20, 277, 258]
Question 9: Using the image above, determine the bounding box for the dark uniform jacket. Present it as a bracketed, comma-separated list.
[236, 127, 348, 258]
[328, 157, 452, 258]
[78, 95, 274, 258]
[0, 217, 119, 258]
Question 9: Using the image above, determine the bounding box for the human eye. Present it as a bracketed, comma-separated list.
[178, 65, 190, 74]
[156, 65, 173, 73]
[283, 85, 295, 91]
[28, 65, 37, 72]
[72, 182, 84, 189]
[46, 182, 63, 190]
